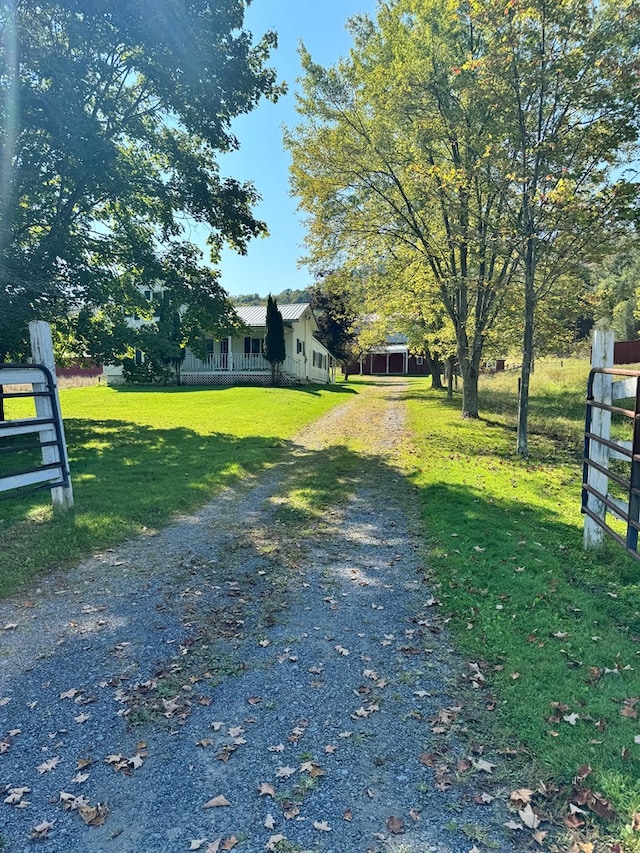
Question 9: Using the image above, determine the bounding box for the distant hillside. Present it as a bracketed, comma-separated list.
[230, 287, 313, 306]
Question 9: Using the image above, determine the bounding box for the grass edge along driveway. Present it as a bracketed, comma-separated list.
[401, 376, 640, 851]
[0, 382, 358, 597]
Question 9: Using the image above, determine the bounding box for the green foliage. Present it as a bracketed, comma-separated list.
[286, 0, 640, 428]
[311, 277, 359, 369]
[230, 287, 313, 306]
[591, 242, 640, 341]
[263, 294, 286, 385]
[0, 383, 356, 595]
[0, 0, 283, 362]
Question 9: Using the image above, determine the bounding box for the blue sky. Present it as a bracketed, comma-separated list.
[211, 0, 378, 299]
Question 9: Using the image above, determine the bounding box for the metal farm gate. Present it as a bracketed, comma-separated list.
[0, 364, 71, 500]
[0, 322, 74, 510]
[583, 355, 640, 560]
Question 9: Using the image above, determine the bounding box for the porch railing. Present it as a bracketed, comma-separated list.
[182, 352, 305, 377]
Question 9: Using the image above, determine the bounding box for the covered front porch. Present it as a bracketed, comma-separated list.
[181, 350, 307, 385]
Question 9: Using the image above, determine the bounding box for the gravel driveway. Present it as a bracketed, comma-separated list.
[0, 379, 522, 853]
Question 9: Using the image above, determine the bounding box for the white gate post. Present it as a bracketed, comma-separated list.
[29, 321, 74, 511]
[584, 328, 614, 548]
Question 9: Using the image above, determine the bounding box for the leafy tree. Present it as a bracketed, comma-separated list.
[310, 275, 359, 378]
[0, 0, 282, 362]
[591, 242, 640, 341]
[471, 0, 640, 454]
[286, 3, 519, 418]
[287, 0, 639, 432]
[263, 294, 285, 385]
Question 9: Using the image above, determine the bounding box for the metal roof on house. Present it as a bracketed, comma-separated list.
[235, 303, 310, 326]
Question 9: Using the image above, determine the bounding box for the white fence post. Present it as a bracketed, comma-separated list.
[29, 321, 74, 511]
[584, 328, 614, 548]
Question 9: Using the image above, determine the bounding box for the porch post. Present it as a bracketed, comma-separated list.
[228, 336, 232, 370]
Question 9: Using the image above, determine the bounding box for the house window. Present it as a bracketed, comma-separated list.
[296, 338, 305, 355]
[312, 351, 326, 369]
[206, 339, 215, 354]
[134, 349, 144, 365]
[220, 338, 229, 354]
[244, 337, 262, 355]
[143, 289, 152, 300]
[416, 356, 424, 365]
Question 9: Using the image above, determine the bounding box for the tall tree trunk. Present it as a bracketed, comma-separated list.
[517, 241, 536, 456]
[0, 386, 4, 422]
[445, 358, 454, 399]
[456, 331, 480, 418]
[425, 350, 444, 390]
[458, 357, 480, 418]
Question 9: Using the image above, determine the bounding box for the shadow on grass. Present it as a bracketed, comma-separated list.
[412, 475, 640, 802]
[109, 382, 358, 397]
[0, 418, 296, 596]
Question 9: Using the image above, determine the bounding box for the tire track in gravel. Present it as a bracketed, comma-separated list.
[0, 378, 521, 853]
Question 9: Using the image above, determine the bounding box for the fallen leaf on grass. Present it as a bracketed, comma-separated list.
[471, 757, 495, 774]
[510, 788, 533, 806]
[204, 795, 230, 809]
[504, 820, 523, 831]
[266, 836, 286, 851]
[519, 804, 541, 829]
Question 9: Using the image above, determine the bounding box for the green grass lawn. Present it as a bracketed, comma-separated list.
[0, 382, 357, 596]
[403, 362, 640, 846]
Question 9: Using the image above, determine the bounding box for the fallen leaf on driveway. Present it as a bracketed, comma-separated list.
[30, 820, 56, 839]
[266, 835, 286, 851]
[78, 802, 109, 826]
[386, 816, 405, 834]
[275, 766, 296, 778]
[204, 795, 230, 809]
[313, 820, 331, 832]
[259, 783, 275, 797]
[37, 757, 61, 774]
[189, 840, 208, 850]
